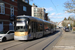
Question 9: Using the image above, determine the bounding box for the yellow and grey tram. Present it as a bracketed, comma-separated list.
[14, 15, 56, 40]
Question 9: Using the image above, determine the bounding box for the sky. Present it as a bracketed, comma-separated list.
[30, 0, 75, 22]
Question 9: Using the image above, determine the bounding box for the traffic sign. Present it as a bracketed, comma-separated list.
[68, 24, 70, 26]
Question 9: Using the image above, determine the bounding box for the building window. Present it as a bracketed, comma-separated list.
[44, 9, 45, 12]
[34, 8, 36, 12]
[34, 8, 38, 12]
[23, 6, 27, 11]
[10, 6, 14, 16]
[0, 21, 2, 24]
[22, 0, 29, 3]
[0, 3, 5, 14]
[11, 0, 14, 1]
[25, 0, 29, 3]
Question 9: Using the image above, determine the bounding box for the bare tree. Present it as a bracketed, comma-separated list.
[64, 0, 75, 13]
[71, 16, 75, 20]
[62, 21, 66, 27]
[64, 17, 67, 20]
[68, 16, 72, 20]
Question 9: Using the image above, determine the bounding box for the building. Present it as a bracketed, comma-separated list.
[0, 0, 18, 31]
[18, 0, 31, 16]
[32, 3, 45, 20]
[45, 13, 48, 21]
[57, 22, 63, 27]
[48, 18, 50, 22]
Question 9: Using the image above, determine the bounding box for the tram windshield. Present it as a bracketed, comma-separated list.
[15, 17, 29, 32]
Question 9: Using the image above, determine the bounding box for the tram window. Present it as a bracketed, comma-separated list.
[44, 24, 50, 31]
[15, 26, 28, 32]
[31, 22, 37, 32]
[51, 24, 53, 29]
[48, 24, 50, 31]
[29, 23, 32, 33]
[49, 24, 51, 30]
[37, 23, 43, 32]
[30, 22, 38, 32]
[40, 24, 43, 31]
[31, 22, 34, 32]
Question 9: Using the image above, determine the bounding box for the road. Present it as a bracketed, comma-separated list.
[0, 29, 62, 50]
[52, 30, 75, 50]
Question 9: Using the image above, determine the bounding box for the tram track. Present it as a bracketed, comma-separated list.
[0, 41, 26, 50]
[3, 33, 53, 50]
[0, 40, 16, 46]
[0, 39, 28, 46]
[3, 42, 26, 50]
[0, 30, 59, 46]
[25, 31, 61, 50]
[3, 30, 60, 50]
[24, 36, 51, 50]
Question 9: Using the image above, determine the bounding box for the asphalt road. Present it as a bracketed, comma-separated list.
[0, 29, 62, 50]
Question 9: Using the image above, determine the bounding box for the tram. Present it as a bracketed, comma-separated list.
[14, 15, 56, 40]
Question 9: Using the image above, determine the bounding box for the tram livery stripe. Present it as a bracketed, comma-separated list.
[15, 32, 28, 36]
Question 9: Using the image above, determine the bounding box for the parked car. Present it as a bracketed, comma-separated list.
[0, 30, 14, 42]
[56, 26, 59, 29]
[63, 27, 66, 30]
[65, 28, 70, 32]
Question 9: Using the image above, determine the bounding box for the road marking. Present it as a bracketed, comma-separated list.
[53, 46, 75, 49]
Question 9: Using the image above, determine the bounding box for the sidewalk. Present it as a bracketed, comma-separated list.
[52, 31, 75, 50]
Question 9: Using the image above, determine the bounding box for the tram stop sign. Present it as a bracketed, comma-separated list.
[68, 24, 70, 26]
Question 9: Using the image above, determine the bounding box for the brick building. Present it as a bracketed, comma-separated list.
[0, 0, 18, 31]
[18, 0, 31, 16]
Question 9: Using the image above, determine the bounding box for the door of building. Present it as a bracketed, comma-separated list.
[0, 22, 3, 31]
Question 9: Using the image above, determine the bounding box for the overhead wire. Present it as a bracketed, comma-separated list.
[51, 0, 58, 12]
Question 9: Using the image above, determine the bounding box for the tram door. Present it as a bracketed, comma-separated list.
[32, 22, 37, 38]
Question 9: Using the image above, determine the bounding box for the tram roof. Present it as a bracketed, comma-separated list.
[17, 15, 43, 22]
[17, 15, 55, 24]
[43, 20, 51, 24]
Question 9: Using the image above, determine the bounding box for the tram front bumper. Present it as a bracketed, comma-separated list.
[14, 35, 28, 40]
